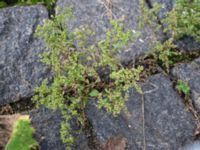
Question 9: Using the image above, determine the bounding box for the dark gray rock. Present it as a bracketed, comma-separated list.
[86, 74, 195, 150]
[181, 141, 200, 150]
[0, 6, 51, 106]
[30, 107, 90, 150]
[149, 0, 175, 20]
[175, 36, 200, 52]
[30, 107, 66, 150]
[172, 58, 200, 112]
[56, 0, 162, 65]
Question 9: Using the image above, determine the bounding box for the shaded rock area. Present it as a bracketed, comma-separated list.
[56, 0, 163, 65]
[30, 107, 90, 150]
[172, 58, 200, 112]
[86, 74, 196, 150]
[149, 0, 175, 19]
[0, 5, 51, 106]
[175, 36, 200, 53]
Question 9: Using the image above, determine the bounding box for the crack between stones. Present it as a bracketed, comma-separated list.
[0, 97, 34, 115]
[144, 0, 153, 8]
[47, 0, 57, 19]
[83, 114, 103, 150]
[168, 71, 200, 139]
[144, 0, 168, 41]
[28, 11, 40, 44]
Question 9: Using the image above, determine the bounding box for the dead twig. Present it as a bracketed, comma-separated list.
[102, 0, 113, 19]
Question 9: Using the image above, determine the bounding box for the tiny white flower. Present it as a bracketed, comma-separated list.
[182, 11, 187, 15]
[139, 38, 144, 43]
[132, 29, 136, 34]
[124, 48, 131, 52]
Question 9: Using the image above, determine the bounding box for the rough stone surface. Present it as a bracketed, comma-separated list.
[172, 58, 200, 112]
[175, 36, 200, 52]
[181, 141, 200, 150]
[149, 0, 175, 19]
[0, 6, 51, 106]
[30, 107, 90, 150]
[86, 74, 195, 150]
[56, 0, 161, 65]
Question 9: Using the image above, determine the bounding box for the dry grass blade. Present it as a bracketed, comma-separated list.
[102, 0, 113, 19]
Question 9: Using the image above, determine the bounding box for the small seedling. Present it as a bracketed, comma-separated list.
[176, 80, 191, 97]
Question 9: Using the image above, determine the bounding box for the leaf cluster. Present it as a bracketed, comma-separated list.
[32, 7, 143, 149]
[0, 0, 55, 10]
[139, 1, 176, 70]
[0, 1, 7, 8]
[176, 80, 191, 97]
[164, 0, 200, 41]
[140, 0, 200, 71]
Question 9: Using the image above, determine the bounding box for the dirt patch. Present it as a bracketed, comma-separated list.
[0, 98, 35, 115]
[103, 136, 127, 150]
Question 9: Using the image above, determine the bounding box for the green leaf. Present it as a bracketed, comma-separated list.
[176, 80, 190, 96]
[0, 2, 7, 8]
[5, 116, 38, 150]
[89, 89, 99, 97]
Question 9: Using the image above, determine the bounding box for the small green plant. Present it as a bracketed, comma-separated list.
[0, 0, 55, 10]
[0, 1, 7, 8]
[139, 1, 178, 71]
[18, 0, 55, 10]
[5, 116, 38, 150]
[164, 0, 200, 42]
[176, 80, 191, 97]
[32, 7, 143, 149]
[139, 0, 200, 71]
[151, 38, 178, 71]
